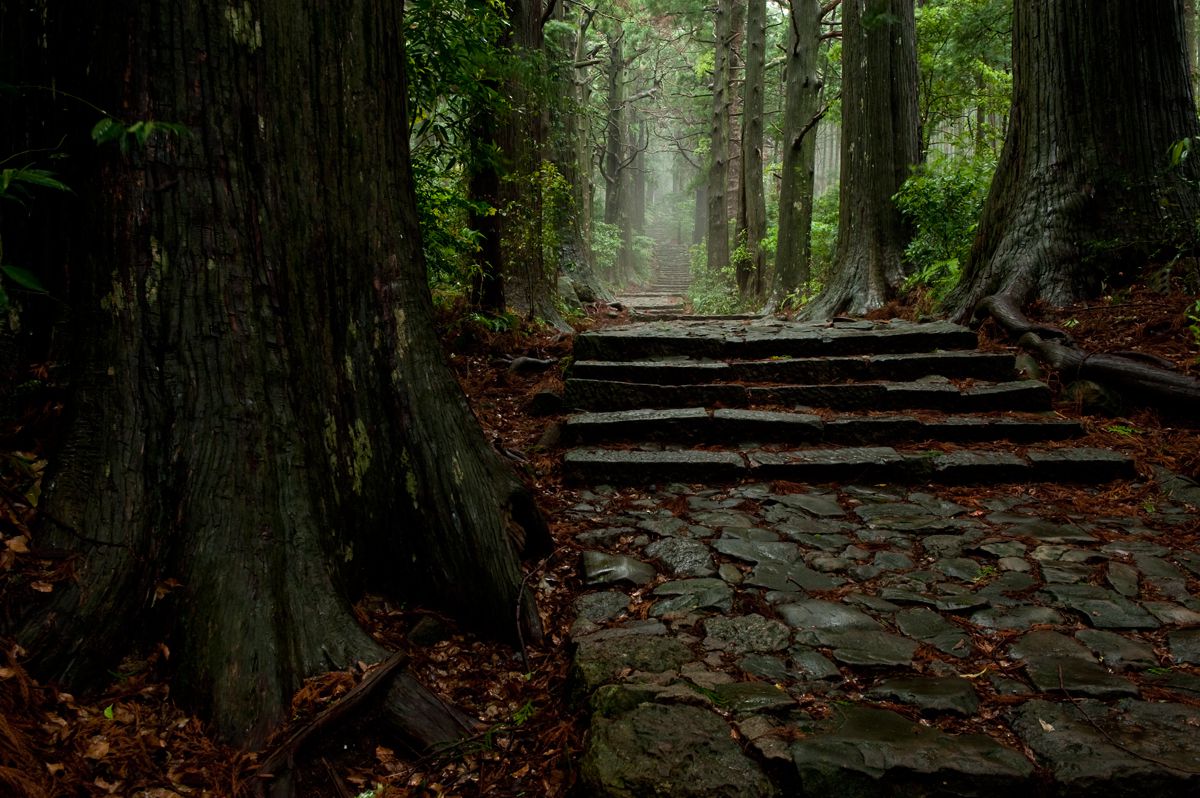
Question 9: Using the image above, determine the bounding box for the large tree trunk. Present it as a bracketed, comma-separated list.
[802, 0, 919, 319]
[11, 0, 547, 752]
[737, 0, 768, 300]
[771, 0, 823, 307]
[707, 1, 733, 272]
[947, 0, 1200, 320]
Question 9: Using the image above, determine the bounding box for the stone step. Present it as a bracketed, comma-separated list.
[562, 446, 1135, 485]
[572, 351, 1017, 385]
[563, 378, 1051, 413]
[575, 319, 978, 361]
[565, 408, 1084, 446]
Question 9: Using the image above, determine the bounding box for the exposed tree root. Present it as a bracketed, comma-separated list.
[255, 651, 480, 798]
[977, 294, 1200, 419]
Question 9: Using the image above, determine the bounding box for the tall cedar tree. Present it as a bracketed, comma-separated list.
[802, 0, 920, 319]
[737, 0, 768, 299]
[947, 0, 1200, 318]
[772, 0, 823, 306]
[707, 0, 734, 273]
[4, 0, 549, 753]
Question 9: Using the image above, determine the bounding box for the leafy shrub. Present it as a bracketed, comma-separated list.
[894, 150, 996, 301]
[591, 222, 622, 277]
[688, 241, 746, 315]
[808, 184, 840, 290]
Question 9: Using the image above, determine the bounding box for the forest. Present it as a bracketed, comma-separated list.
[2, 0, 1200, 796]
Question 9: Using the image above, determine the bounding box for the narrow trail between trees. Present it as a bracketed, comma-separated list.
[615, 236, 693, 318]
[556, 316, 1200, 797]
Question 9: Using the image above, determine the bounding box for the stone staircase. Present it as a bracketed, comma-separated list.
[617, 239, 693, 317]
[562, 317, 1134, 485]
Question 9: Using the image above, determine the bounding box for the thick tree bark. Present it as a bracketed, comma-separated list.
[11, 0, 547, 752]
[500, 0, 565, 326]
[947, 0, 1200, 320]
[707, 1, 733, 272]
[802, 0, 919, 319]
[737, 0, 768, 300]
[772, 0, 823, 307]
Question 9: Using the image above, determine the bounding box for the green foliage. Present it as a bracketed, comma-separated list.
[687, 241, 754, 316]
[808, 184, 840, 290]
[1104, 423, 1139, 437]
[0, 159, 68, 310]
[591, 222, 622, 277]
[894, 150, 996, 302]
[1186, 299, 1200, 351]
[91, 117, 189, 154]
[412, 151, 486, 292]
[915, 0, 1011, 155]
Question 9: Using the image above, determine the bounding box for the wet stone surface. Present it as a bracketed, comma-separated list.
[565, 479, 1200, 797]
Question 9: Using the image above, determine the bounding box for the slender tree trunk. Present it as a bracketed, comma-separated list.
[772, 0, 822, 307]
[802, 0, 919, 319]
[707, 1, 733, 272]
[632, 118, 648, 235]
[11, 0, 547, 753]
[737, 0, 768, 300]
[469, 103, 506, 312]
[575, 8, 597, 267]
[947, 0, 1200, 318]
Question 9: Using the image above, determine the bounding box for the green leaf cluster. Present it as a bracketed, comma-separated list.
[894, 150, 996, 302]
[91, 117, 189, 154]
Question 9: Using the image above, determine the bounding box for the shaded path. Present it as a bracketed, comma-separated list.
[615, 238, 693, 317]
[559, 317, 1200, 797]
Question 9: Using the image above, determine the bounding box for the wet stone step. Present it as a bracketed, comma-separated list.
[564, 377, 1050, 412]
[565, 408, 1084, 446]
[563, 447, 1135, 485]
[574, 319, 979, 361]
[570, 350, 1018, 385]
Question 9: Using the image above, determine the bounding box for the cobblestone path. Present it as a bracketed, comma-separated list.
[559, 317, 1200, 797]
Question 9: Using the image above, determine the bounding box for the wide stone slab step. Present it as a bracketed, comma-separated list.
[575, 319, 979, 360]
[571, 351, 1017, 385]
[564, 378, 1051, 413]
[562, 446, 1135, 485]
[565, 407, 1084, 445]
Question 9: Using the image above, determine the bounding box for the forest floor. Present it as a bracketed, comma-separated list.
[0, 283, 1198, 797]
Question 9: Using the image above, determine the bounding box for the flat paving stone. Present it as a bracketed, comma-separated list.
[644, 537, 716, 577]
[710, 682, 795, 713]
[1009, 630, 1138, 698]
[895, 608, 974, 657]
[808, 629, 918, 667]
[869, 675, 980, 715]
[1010, 699, 1200, 795]
[583, 551, 658, 587]
[574, 591, 632, 626]
[1074, 629, 1158, 671]
[1041, 584, 1160, 629]
[650, 578, 733, 616]
[791, 706, 1032, 796]
[579, 703, 776, 798]
[768, 491, 845, 517]
[970, 605, 1066, 630]
[747, 560, 842, 592]
[573, 623, 695, 692]
[703, 614, 792, 654]
[1170, 629, 1200, 664]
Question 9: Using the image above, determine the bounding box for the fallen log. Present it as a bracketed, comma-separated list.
[976, 294, 1200, 418]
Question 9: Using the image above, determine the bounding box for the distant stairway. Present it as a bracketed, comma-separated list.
[561, 317, 1133, 486]
[617, 239, 693, 317]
